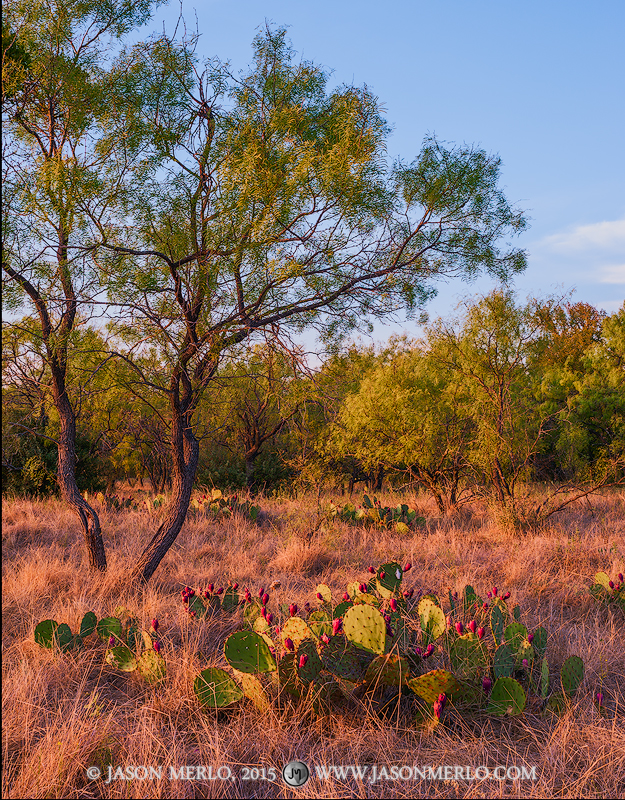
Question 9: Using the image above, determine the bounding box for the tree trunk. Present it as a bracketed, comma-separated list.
[132, 409, 199, 584]
[245, 454, 257, 491]
[55, 387, 107, 571]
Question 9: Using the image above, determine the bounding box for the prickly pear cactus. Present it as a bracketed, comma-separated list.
[408, 670, 462, 704]
[55, 623, 74, 652]
[79, 612, 97, 639]
[225, 630, 276, 674]
[35, 620, 58, 649]
[307, 609, 332, 638]
[540, 657, 549, 698]
[504, 622, 528, 652]
[296, 638, 323, 684]
[533, 626, 548, 659]
[222, 586, 240, 612]
[231, 669, 270, 712]
[277, 652, 301, 699]
[333, 600, 353, 618]
[560, 655, 584, 696]
[243, 600, 263, 628]
[105, 646, 137, 672]
[490, 603, 506, 645]
[96, 617, 123, 642]
[462, 585, 480, 615]
[194, 667, 243, 708]
[137, 649, 166, 684]
[365, 654, 409, 686]
[515, 639, 535, 671]
[315, 584, 332, 604]
[343, 604, 386, 656]
[493, 643, 515, 679]
[418, 597, 446, 642]
[281, 617, 314, 649]
[320, 636, 366, 682]
[376, 562, 403, 598]
[450, 635, 487, 679]
[486, 677, 526, 716]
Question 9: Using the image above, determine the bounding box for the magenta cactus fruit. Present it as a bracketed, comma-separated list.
[446, 616, 453, 628]
[216, 587, 224, 595]
[244, 590, 252, 602]
[433, 699, 443, 720]
[390, 598, 398, 612]
[438, 692, 447, 708]
[477, 626, 485, 640]
[487, 591, 492, 599]
[359, 583, 367, 592]
[189, 610, 196, 618]
[482, 677, 492, 693]
[203, 590, 210, 599]
[468, 620, 477, 634]
[455, 622, 464, 635]
[596, 691, 604, 706]
[153, 640, 161, 654]
[260, 607, 267, 619]
[258, 587, 264, 598]
[108, 636, 115, 647]
[343, 592, 349, 601]
[528, 633, 534, 644]
[609, 580, 615, 589]
[151, 619, 159, 632]
[284, 638, 294, 651]
[316, 592, 323, 601]
[502, 591, 510, 600]
[404, 562, 412, 572]
[299, 654, 308, 669]
[262, 593, 269, 606]
[267, 613, 273, 624]
[289, 604, 297, 617]
[414, 646, 423, 657]
[232, 583, 239, 590]
[492, 586, 498, 597]
[380, 571, 385, 580]
[208, 583, 214, 593]
[332, 618, 342, 635]
[522, 658, 529, 669]
[368, 566, 376, 574]
[321, 633, 330, 644]
[424, 643, 434, 658]
[619, 573, 624, 583]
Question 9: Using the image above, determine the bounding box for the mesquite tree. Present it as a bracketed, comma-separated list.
[2, 0, 158, 570]
[100, 26, 527, 582]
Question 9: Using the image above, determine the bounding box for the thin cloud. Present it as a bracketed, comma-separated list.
[538, 218, 625, 255]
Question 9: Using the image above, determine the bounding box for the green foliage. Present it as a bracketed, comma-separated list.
[589, 571, 625, 613]
[328, 495, 424, 530]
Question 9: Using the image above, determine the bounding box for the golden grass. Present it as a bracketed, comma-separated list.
[2, 490, 624, 798]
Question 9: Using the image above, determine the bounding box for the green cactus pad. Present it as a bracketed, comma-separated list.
[243, 600, 263, 628]
[346, 581, 363, 599]
[486, 677, 526, 716]
[232, 669, 270, 712]
[96, 617, 123, 642]
[493, 644, 515, 679]
[504, 622, 528, 652]
[540, 657, 549, 698]
[55, 623, 73, 651]
[490, 603, 506, 645]
[353, 593, 380, 606]
[296, 638, 323, 684]
[35, 619, 58, 649]
[222, 587, 240, 612]
[448, 589, 456, 615]
[333, 600, 353, 618]
[560, 655, 584, 696]
[277, 652, 301, 699]
[512, 605, 521, 622]
[593, 572, 611, 590]
[408, 670, 462, 704]
[281, 617, 314, 649]
[376, 561, 403, 598]
[194, 667, 244, 708]
[105, 646, 137, 672]
[126, 624, 142, 654]
[462, 585, 480, 615]
[450, 635, 488, 679]
[315, 583, 332, 604]
[418, 597, 446, 642]
[137, 649, 166, 684]
[533, 626, 548, 659]
[79, 612, 97, 639]
[546, 692, 568, 715]
[515, 640, 535, 671]
[188, 595, 208, 618]
[307, 609, 332, 638]
[225, 630, 277, 674]
[394, 521, 410, 536]
[365, 654, 409, 686]
[320, 636, 366, 682]
[253, 615, 270, 634]
[343, 604, 386, 656]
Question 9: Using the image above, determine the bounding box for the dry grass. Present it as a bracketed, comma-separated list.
[2, 489, 624, 799]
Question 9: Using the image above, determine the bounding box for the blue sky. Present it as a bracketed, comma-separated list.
[139, 0, 624, 339]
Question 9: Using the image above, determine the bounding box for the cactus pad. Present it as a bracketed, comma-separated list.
[243, 600, 263, 628]
[307, 609, 332, 638]
[408, 670, 462, 704]
[55, 623, 74, 651]
[35, 620, 58, 649]
[232, 669, 270, 711]
[540, 657, 549, 698]
[533, 626, 548, 659]
[462, 585, 480, 614]
[225, 630, 276, 674]
[504, 622, 528, 652]
[296, 638, 323, 684]
[490, 604, 506, 645]
[79, 612, 97, 639]
[493, 644, 515, 678]
[365, 654, 409, 686]
[343, 604, 386, 655]
[486, 677, 526, 716]
[105, 646, 137, 672]
[253, 615, 270, 634]
[137, 650, 166, 684]
[194, 667, 243, 708]
[450, 635, 487, 679]
[96, 617, 123, 642]
[277, 652, 301, 698]
[315, 583, 332, 604]
[418, 597, 446, 642]
[222, 587, 240, 612]
[333, 600, 353, 618]
[281, 617, 314, 649]
[560, 655, 584, 696]
[376, 561, 403, 598]
[320, 636, 366, 682]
